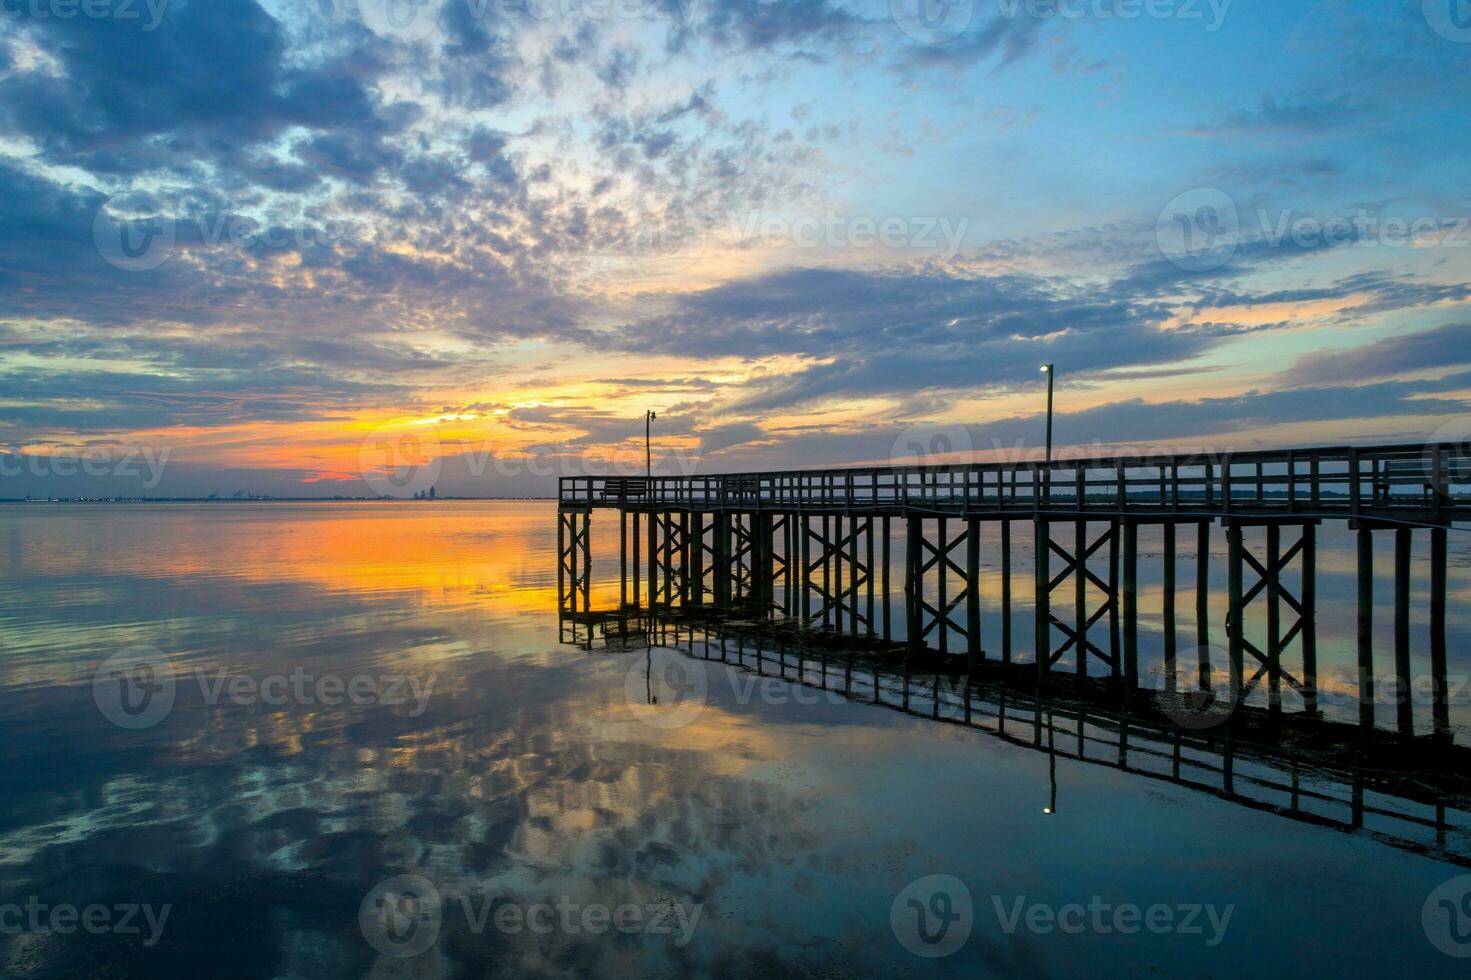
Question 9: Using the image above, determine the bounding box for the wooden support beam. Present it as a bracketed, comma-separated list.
[1266, 523, 1282, 722]
[1431, 526, 1450, 740]
[1108, 521, 1121, 679]
[967, 517, 981, 673]
[906, 517, 923, 656]
[1163, 521, 1176, 693]
[1357, 527, 1375, 740]
[867, 516, 876, 637]
[1197, 521, 1212, 692]
[647, 508, 656, 607]
[713, 511, 729, 607]
[882, 516, 892, 643]
[822, 514, 833, 628]
[689, 511, 703, 607]
[557, 510, 566, 612]
[1075, 518, 1087, 678]
[800, 514, 810, 622]
[1394, 528, 1412, 738]
[1123, 520, 1138, 696]
[833, 514, 844, 632]
[1301, 523, 1317, 716]
[937, 516, 949, 658]
[1001, 520, 1013, 664]
[632, 511, 640, 608]
[1035, 519, 1050, 689]
[1227, 521, 1245, 711]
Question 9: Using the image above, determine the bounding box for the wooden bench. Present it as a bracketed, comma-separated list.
[1373, 457, 1471, 504]
[599, 477, 648, 502]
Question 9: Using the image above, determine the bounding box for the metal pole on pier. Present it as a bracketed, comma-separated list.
[645, 409, 656, 478]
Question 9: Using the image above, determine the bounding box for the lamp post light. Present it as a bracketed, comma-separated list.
[1039, 363, 1055, 467]
[645, 410, 657, 479]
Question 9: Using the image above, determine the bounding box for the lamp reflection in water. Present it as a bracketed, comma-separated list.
[1043, 705, 1058, 816]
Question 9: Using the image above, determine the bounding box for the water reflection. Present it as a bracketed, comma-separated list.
[0, 503, 1468, 977]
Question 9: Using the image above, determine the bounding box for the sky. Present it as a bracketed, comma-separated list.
[2, 0, 1470, 497]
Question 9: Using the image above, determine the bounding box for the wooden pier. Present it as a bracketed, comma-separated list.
[559, 441, 1470, 742]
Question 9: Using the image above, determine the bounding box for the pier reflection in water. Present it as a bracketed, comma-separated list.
[563, 605, 1471, 869]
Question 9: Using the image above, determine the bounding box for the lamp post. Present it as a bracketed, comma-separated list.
[1039, 364, 1055, 466]
[645, 410, 657, 479]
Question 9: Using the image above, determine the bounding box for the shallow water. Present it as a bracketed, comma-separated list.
[0, 501, 1468, 978]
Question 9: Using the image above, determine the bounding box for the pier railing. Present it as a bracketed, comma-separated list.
[561, 441, 1471, 522]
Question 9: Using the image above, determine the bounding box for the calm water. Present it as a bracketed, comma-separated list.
[0, 501, 1468, 978]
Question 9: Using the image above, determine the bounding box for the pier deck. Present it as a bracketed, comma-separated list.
[560, 441, 1471, 524]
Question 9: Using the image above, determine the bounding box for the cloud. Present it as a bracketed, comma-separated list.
[1189, 95, 1369, 138]
[0, 0, 404, 180]
[609, 266, 1214, 410]
[686, 0, 868, 52]
[1283, 322, 1471, 386]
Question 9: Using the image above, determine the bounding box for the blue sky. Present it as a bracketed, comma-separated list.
[1, 0, 1469, 495]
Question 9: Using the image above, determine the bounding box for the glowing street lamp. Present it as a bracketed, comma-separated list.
[645, 410, 657, 478]
[1040, 364, 1055, 467]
